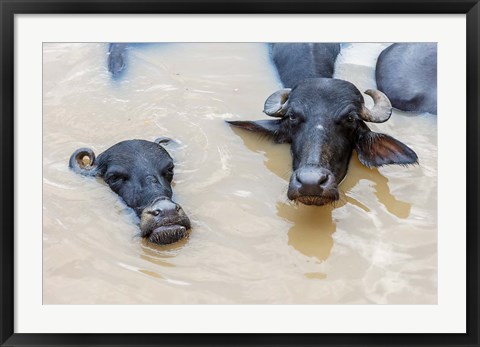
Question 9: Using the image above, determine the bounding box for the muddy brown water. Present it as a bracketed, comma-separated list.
[43, 43, 437, 304]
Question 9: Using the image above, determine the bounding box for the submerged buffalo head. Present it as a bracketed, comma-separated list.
[69, 138, 191, 244]
[228, 78, 418, 206]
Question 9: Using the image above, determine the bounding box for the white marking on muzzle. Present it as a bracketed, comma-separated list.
[315, 124, 324, 131]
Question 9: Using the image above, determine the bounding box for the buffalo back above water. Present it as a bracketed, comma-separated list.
[376, 43, 437, 114]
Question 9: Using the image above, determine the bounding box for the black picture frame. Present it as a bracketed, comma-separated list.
[1, 1, 479, 346]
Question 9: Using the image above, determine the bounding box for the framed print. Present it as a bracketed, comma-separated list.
[1, 1, 479, 346]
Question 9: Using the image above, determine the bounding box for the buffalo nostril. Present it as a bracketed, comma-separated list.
[318, 173, 329, 186]
[155, 199, 177, 215]
[145, 199, 182, 219]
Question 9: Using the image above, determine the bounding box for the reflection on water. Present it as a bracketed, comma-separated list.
[43, 43, 437, 304]
[278, 202, 335, 261]
[342, 156, 412, 219]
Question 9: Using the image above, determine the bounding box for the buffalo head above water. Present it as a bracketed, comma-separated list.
[228, 78, 418, 206]
[69, 138, 191, 244]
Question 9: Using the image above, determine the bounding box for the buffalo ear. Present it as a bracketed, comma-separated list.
[355, 130, 418, 168]
[226, 119, 281, 136]
[155, 136, 173, 145]
[155, 136, 180, 148]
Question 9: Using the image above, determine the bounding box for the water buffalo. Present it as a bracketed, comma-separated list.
[375, 43, 437, 114]
[107, 43, 155, 78]
[69, 138, 191, 244]
[108, 43, 128, 77]
[228, 43, 418, 206]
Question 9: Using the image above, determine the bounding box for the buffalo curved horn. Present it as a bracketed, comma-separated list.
[360, 89, 392, 123]
[263, 88, 291, 117]
[69, 148, 97, 176]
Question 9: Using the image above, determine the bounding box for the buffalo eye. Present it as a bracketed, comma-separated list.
[287, 112, 302, 125]
[105, 172, 128, 185]
[164, 164, 174, 181]
[344, 112, 357, 124]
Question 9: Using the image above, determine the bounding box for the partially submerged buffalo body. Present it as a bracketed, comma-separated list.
[228, 43, 418, 206]
[376, 43, 437, 114]
[69, 139, 191, 245]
